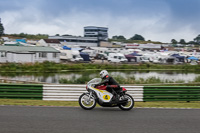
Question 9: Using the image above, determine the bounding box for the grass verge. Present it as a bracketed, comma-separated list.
[0, 99, 200, 109]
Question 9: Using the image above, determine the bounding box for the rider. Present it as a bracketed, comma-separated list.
[96, 70, 121, 100]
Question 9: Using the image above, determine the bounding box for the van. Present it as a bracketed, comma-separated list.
[60, 50, 83, 62]
[107, 53, 127, 63]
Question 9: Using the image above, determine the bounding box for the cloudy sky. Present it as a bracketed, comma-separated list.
[0, 0, 200, 42]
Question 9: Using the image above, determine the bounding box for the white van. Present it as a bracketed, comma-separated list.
[107, 53, 127, 63]
[60, 50, 83, 62]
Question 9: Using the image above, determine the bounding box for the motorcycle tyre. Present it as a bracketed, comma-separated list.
[79, 93, 96, 110]
[118, 94, 134, 111]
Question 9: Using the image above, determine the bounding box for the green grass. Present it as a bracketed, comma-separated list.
[0, 62, 200, 72]
[59, 75, 199, 85]
[0, 99, 200, 109]
[0, 99, 79, 106]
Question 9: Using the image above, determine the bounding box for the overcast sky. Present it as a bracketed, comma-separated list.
[0, 0, 200, 43]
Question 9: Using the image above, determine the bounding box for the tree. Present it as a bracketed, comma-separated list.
[179, 39, 186, 44]
[129, 34, 145, 41]
[171, 39, 178, 44]
[112, 35, 126, 40]
[194, 34, 200, 44]
[188, 41, 196, 44]
[19, 33, 26, 38]
[0, 19, 4, 37]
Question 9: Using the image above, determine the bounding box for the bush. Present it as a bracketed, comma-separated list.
[0, 62, 200, 72]
[194, 76, 200, 82]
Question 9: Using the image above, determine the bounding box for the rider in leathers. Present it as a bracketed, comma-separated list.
[96, 70, 121, 100]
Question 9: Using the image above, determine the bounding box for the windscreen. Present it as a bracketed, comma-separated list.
[87, 78, 101, 85]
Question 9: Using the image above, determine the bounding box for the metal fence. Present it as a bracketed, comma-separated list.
[0, 84, 43, 100]
[0, 83, 200, 102]
[143, 86, 200, 101]
[43, 84, 144, 101]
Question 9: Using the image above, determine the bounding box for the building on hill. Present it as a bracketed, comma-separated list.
[48, 35, 99, 47]
[84, 26, 108, 41]
[48, 26, 109, 47]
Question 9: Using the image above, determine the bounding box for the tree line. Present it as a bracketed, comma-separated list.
[171, 35, 200, 45]
[5, 33, 48, 40]
[0, 19, 200, 44]
[110, 34, 200, 44]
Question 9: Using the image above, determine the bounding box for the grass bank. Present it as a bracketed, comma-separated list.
[0, 99, 200, 109]
[0, 62, 200, 72]
[59, 75, 200, 85]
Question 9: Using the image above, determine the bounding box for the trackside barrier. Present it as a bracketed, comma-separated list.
[1, 83, 200, 102]
[143, 86, 200, 101]
[43, 84, 144, 101]
[0, 84, 43, 100]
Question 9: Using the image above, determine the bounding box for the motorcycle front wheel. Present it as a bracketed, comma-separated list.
[79, 93, 96, 110]
[118, 94, 134, 111]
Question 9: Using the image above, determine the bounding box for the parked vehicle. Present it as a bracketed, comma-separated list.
[80, 52, 91, 62]
[107, 53, 128, 63]
[95, 53, 108, 60]
[60, 50, 83, 62]
[79, 78, 134, 110]
[81, 49, 97, 58]
[125, 54, 137, 62]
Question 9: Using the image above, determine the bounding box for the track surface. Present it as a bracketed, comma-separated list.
[0, 106, 200, 133]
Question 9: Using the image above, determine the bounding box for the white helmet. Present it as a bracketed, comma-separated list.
[100, 70, 108, 79]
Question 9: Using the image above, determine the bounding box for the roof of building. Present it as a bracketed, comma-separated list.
[84, 26, 108, 30]
[4, 42, 23, 46]
[0, 46, 60, 53]
[43, 39, 60, 44]
[49, 35, 98, 40]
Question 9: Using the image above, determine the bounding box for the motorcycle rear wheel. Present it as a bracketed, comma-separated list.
[79, 93, 96, 110]
[118, 94, 134, 111]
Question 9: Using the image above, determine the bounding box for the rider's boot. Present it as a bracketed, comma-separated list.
[112, 91, 119, 102]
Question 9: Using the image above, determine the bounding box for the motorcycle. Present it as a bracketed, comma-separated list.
[79, 78, 134, 110]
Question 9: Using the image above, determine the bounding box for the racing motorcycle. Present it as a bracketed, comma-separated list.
[79, 78, 134, 110]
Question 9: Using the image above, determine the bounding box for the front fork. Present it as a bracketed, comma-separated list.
[85, 91, 94, 105]
[87, 91, 92, 102]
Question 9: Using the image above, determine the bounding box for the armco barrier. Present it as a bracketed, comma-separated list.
[143, 86, 200, 101]
[1, 83, 200, 102]
[0, 84, 43, 100]
[43, 84, 86, 101]
[43, 84, 144, 101]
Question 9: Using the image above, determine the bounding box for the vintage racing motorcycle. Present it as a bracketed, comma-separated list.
[79, 78, 134, 110]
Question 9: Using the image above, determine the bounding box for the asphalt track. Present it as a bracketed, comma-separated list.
[0, 106, 200, 133]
